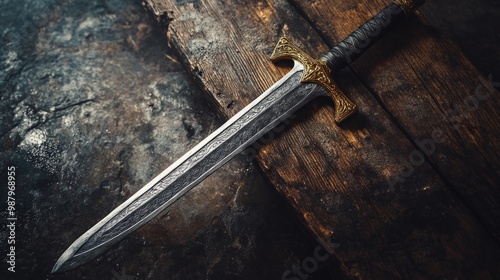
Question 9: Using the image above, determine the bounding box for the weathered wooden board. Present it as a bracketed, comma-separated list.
[143, 0, 500, 279]
[291, 0, 500, 242]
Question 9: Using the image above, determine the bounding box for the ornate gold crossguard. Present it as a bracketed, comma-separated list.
[270, 1, 424, 123]
[270, 37, 357, 123]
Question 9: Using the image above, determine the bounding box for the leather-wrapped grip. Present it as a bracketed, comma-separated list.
[320, 1, 424, 73]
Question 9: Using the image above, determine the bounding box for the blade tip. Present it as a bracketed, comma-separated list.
[51, 260, 67, 274]
[51, 263, 62, 274]
[51, 244, 82, 273]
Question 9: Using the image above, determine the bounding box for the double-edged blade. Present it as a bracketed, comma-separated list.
[52, 62, 327, 272]
[53, 0, 423, 273]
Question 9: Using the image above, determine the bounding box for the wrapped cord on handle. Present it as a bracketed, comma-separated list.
[320, 1, 425, 73]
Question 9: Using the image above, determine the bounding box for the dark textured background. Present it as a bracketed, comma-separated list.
[0, 0, 498, 279]
[420, 0, 499, 80]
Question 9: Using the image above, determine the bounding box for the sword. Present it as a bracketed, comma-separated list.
[52, 0, 424, 273]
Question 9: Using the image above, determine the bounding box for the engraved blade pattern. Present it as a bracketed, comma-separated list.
[52, 62, 326, 272]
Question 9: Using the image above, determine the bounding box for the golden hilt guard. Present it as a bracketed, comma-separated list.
[270, 37, 357, 123]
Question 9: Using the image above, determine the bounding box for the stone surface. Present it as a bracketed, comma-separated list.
[0, 0, 332, 279]
[0, 0, 497, 280]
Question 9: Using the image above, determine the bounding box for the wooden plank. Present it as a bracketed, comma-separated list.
[143, 0, 500, 279]
[290, 0, 500, 242]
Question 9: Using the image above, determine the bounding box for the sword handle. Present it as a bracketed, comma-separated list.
[320, 0, 425, 73]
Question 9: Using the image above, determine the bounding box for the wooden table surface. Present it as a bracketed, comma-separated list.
[144, 0, 500, 278]
[1, 0, 499, 279]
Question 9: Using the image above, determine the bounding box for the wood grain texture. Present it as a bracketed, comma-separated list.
[290, 0, 500, 243]
[143, 0, 500, 279]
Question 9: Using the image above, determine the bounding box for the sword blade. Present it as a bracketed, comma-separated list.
[53, 0, 424, 272]
[52, 62, 325, 272]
